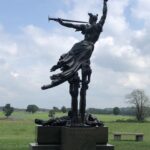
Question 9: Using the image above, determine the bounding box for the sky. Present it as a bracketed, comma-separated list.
[0, 0, 150, 109]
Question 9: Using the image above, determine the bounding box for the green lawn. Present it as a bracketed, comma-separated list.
[0, 111, 150, 150]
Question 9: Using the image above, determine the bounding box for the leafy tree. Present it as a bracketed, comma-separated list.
[48, 109, 55, 118]
[53, 106, 59, 112]
[113, 107, 120, 115]
[3, 104, 14, 118]
[126, 89, 150, 121]
[26, 105, 39, 113]
[61, 106, 67, 113]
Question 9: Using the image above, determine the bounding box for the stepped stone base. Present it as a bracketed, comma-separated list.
[30, 143, 114, 150]
[29, 143, 60, 150]
[30, 126, 114, 150]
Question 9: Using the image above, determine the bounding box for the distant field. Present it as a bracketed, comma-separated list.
[0, 111, 150, 150]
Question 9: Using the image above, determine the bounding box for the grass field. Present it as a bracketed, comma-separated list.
[0, 111, 150, 150]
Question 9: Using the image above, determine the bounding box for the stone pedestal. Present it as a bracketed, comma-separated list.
[61, 127, 108, 150]
[37, 126, 61, 144]
[30, 126, 114, 150]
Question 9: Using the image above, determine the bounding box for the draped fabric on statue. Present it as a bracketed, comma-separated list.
[50, 40, 94, 88]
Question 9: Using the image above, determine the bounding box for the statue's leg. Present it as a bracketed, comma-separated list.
[79, 75, 87, 123]
[80, 62, 92, 123]
[68, 73, 80, 125]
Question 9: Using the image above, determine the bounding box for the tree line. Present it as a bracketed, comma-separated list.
[87, 107, 135, 115]
[88, 89, 150, 121]
[1, 89, 150, 121]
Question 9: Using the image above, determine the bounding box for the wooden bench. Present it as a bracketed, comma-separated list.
[113, 133, 144, 141]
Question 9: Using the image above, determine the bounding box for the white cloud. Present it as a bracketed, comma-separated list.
[118, 73, 150, 89]
[0, 87, 18, 101]
[132, 0, 150, 20]
[10, 72, 19, 78]
[1, 0, 150, 108]
[0, 29, 18, 57]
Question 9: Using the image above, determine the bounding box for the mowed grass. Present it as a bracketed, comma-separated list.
[0, 111, 150, 150]
[0, 111, 66, 150]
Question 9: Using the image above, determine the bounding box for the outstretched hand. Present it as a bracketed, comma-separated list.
[57, 18, 63, 24]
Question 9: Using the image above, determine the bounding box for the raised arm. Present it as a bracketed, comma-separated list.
[98, 0, 108, 27]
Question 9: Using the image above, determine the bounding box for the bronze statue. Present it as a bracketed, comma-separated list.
[40, 0, 108, 126]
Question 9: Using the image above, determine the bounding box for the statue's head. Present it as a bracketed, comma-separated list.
[88, 13, 98, 24]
